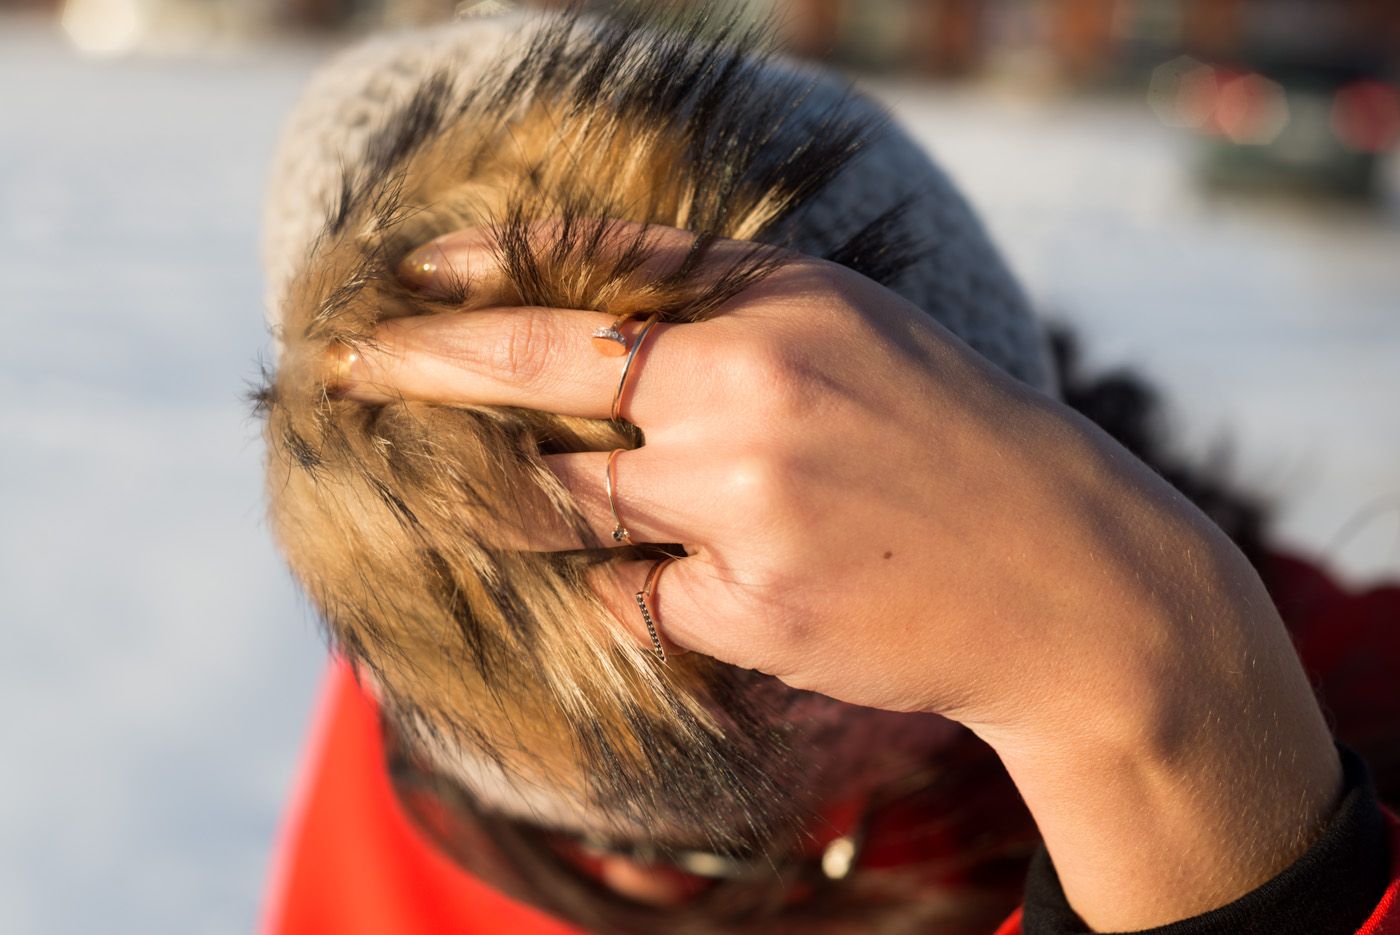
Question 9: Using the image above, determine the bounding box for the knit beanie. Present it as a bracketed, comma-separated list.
[260, 9, 1056, 396]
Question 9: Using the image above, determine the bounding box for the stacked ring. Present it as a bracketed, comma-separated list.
[590, 312, 635, 357]
[635, 556, 677, 663]
[593, 312, 672, 663]
[604, 448, 631, 544]
[610, 312, 661, 422]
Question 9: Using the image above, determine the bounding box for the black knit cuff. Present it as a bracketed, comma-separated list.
[1020, 743, 1391, 935]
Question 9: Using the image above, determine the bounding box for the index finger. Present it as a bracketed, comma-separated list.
[396, 221, 706, 297]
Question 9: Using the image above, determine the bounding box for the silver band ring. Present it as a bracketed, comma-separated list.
[635, 556, 677, 663]
[605, 448, 631, 544]
[611, 312, 661, 422]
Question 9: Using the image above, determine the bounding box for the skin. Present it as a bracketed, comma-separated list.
[337, 223, 1342, 929]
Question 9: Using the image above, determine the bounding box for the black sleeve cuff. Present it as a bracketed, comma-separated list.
[1019, 743, 1392, 935]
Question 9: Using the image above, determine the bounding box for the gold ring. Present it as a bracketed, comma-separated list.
[611, 312, 661, 422]
[590, 312, 636, 357]
[605, 448, 631, 544]
[635, 556, 677, 663]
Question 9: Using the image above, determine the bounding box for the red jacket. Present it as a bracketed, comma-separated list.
[262, 551, 1400, 934]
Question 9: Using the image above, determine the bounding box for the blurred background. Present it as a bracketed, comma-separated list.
[2, 0, 1397, 932]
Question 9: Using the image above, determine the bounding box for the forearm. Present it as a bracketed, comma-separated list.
[980, 519, 1343, 930]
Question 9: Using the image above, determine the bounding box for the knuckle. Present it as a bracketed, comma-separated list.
[725, 335, 790, 388]
[724, 336, 813, 417]
[486, 312, 559, 385]
[718, 448, 799, 518]
[697, 306, 849, 425]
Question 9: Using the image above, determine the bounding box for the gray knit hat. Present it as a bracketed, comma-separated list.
[261, 11, 1055, 395]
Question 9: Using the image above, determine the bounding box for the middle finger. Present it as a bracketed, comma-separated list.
[336, 307, 692, 426]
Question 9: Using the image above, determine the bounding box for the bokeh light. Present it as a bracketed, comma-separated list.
[60, 0, 146, 57]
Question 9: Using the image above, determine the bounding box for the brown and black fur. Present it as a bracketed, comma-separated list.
[254, 6, 923, 866]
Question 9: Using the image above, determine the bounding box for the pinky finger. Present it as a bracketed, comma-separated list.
[586, 554, 705, 662]
[586, 553, 781, 676]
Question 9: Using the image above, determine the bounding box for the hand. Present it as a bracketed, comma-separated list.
[341, 223, 1252, 724]
[339, 222, 1341, 928]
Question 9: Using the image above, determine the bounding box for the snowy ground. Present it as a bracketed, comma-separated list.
[2, 14, 1397, 935]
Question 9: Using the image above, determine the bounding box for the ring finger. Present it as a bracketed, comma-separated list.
[489, 447, 709, 554]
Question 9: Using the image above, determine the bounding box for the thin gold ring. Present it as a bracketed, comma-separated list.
[590, 312, 636, 357]
[635, 556, 677, 663]
[605, 448, 631, 544]
[611, 312, 661, 422]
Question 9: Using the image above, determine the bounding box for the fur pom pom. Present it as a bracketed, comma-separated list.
[257, 8, 918, 852]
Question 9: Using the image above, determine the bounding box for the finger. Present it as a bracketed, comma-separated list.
[587, 555, 769, 669]
[471, 448, 705, 553]
[588, 556, 707, 660]
[544, 449, 702, 550]
[397, 222, 704, 295]
[398, 227, 497, 297]
[333, 306, 691, 425]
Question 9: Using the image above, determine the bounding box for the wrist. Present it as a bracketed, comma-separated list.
[975, 542, 1342, 929]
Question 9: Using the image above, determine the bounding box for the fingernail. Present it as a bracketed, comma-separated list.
[327, 342, 363, 390]
[397, 241, 448, 290]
